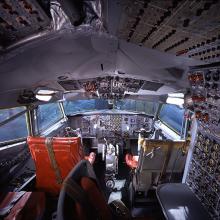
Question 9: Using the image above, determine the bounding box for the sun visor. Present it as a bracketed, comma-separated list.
[141, 81, 164, 91]
[58, 80, 81, 91]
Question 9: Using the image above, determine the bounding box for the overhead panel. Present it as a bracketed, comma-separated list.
[117, 0, 220, 64]
[58, 76, 164, 100]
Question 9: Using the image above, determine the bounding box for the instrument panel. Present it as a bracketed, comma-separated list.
[58, 76, 146, 100]
[187, 63, 220, 219]
[71, 113, 153, 139]
[188, 65, 220, 137]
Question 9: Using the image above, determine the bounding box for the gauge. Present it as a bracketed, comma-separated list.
[211, 152, 218, 160]
[198, 134, 204, 141]
[205, 138, 211, 145]
[213, 143, 219, 151]
[195, 147, 200, 155]
[201, 161, 206, 167]
[197, 141, 201, 148]
[106, 178, 115, 189]
[209, 159, 215, 167]
[203, 145, 209, 153]
[201, 153, 207, 160]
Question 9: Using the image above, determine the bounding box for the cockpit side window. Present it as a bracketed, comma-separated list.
[0, 107, 28, 144]
[36, 102, 64, 133]
[158, 104, 185, 134]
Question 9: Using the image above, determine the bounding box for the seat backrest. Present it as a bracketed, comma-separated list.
[138, 139, 189, 172]
[57, 160, 112, 220]
[27, 136, 84, 195]
[134, 139, 189, 193]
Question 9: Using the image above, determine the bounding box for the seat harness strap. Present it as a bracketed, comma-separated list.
[45, 137, 63, 184]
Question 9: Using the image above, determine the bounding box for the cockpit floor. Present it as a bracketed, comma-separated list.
[93, 153, 165, 220]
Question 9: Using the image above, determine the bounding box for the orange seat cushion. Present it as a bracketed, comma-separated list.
[27, 136, 84, 195]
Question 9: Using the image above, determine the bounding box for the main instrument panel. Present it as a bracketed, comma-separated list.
[70, 113, 153, 139]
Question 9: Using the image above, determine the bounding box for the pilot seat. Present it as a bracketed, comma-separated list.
[27, 136, 95, 195]
[126, 139, 189, 200]
[57, 159, 150, 220]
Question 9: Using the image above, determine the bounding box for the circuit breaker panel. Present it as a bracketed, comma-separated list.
[186, 63, 220, 219]
[117, 0, 220, 64]
[0, 0, 50, 47]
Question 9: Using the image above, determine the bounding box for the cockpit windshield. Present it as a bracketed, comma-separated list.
[158, 104, 185, 134]
[63, 99, 159, 115]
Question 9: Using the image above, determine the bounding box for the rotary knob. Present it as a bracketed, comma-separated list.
[205, 138, 211, 145]
[213, 71, 219, 81]
[205, 71, 211, 81]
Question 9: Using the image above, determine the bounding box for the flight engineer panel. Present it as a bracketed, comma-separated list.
[187, 64, 220, 219]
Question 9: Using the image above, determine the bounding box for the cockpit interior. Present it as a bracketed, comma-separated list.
[0, 0, 219, 220]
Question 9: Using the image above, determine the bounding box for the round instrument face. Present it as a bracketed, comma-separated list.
[203, 145, 209, 153]
[211, 152, 218, 160]
[106, 179, 115, 189]
[213, 143, 219, 151]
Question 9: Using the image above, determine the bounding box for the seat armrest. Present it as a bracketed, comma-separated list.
[156, 183, 212, 220]
[85, 152, 96, 164]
